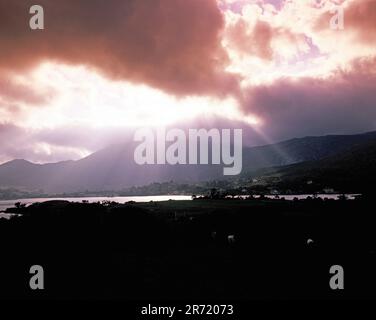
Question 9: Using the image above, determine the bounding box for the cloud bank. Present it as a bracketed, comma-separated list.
[0, 0, 239, 97]
[0, 0, 376, 163]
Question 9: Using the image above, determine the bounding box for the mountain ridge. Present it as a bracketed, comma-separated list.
[1, 130, 376, 193]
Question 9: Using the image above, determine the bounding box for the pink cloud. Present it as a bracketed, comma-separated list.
[0, 0, 239, 98]
[242, 57, 376, 141]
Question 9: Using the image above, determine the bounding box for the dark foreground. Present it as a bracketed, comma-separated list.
[0, 197, 375, 300]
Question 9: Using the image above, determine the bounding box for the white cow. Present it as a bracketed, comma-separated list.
[228, 234, 236, 244]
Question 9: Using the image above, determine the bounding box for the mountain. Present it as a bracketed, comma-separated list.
[242, 130, 376, 170]
[1, 131, 376, 193]
[250, 138, 376, 193]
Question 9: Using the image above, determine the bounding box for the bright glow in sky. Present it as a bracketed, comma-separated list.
[13, 63, 255, 129]
[0, 0, 375, 163]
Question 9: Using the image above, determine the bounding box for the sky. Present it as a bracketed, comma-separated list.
[0, 0, 375, 163]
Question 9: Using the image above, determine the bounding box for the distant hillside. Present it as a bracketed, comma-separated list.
[252, 138, 376, 193]
[0, 131, 376, 194]
[242, 130, 376, 170]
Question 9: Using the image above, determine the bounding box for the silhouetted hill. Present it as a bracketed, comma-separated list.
[0, 131, 376, 193]
[242, 130, 376, 170]
[255, 138, 376, 193]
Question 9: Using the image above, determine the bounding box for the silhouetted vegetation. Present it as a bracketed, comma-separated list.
[1, 196, 376, 300]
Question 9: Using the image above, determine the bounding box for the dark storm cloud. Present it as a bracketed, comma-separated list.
[243, 57, 376, 141]
[0, 0, 239, 97]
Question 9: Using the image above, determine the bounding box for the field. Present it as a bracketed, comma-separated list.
[1, 197, 375, 300]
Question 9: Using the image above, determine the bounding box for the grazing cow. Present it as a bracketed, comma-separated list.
[228, 234, 236, 244]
